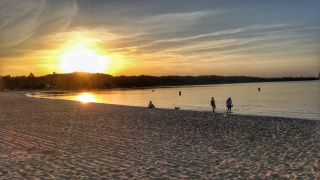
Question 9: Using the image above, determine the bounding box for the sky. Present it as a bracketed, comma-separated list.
[0, 0, 319, 77]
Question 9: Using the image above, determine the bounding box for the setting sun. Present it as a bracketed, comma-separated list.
[61, 48, 109, 73]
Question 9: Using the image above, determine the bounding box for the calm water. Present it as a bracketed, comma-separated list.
[28, 80, 320, 120]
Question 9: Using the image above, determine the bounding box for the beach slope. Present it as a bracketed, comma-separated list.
[0, 91, 319, 179]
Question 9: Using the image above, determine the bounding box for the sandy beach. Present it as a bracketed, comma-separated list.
[0, 91, 319, 179]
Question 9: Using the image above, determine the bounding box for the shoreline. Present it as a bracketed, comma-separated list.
[1, 91, 319, 179]
[27, 90, 319, 121]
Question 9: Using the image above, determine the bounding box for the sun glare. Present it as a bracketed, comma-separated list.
[77, 93, 95, 103]
[61, 48, 109, 73]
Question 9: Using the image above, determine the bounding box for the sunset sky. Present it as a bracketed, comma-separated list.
[0, 0, 319, 77]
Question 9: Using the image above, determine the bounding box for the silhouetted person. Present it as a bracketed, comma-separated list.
[210, 97, 216, 113]
[226, 97, 233, 113]
[148, 101, 155, 108]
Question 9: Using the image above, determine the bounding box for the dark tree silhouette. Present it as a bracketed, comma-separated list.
[0, 72, 318, 91]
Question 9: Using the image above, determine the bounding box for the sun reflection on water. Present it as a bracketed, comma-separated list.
[77, 93, 95, 103]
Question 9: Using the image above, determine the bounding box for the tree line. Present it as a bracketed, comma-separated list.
[0, 72, 318, 90]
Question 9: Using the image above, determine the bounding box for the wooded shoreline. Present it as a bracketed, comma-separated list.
[1, 72, 318, 90]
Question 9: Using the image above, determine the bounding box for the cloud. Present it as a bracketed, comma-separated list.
[142, 10, 217, 24]
[136, 10, 218, 33]
[1, 1, 319, 77]
[103, 24, 288, 56]
[107, 23, 320, 75]
[0, 0, 77, 55]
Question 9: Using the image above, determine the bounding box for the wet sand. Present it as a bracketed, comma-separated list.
[0, 91, 319, 179]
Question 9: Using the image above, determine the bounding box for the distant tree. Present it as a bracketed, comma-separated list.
[28, 73, 35, 78]
[1, 75, 12, 90]
[27, 73, 36, 89]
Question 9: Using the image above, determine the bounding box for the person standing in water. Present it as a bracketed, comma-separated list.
[210, 97, 216, 113]
[226, 97, 232, 113]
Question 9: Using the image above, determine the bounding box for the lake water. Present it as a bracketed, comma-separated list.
[28, 80, 320, 120]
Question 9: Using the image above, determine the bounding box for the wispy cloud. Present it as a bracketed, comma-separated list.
[0, 0, 77, 49]
[108, 23, 320, 75]
[104, 24, 304, 55]
[135, 10, 219, 33]
[142, 10, 217, 24]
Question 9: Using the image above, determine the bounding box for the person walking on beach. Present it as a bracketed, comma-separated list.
[210, 97, 216, 113]
[148, 101, 155, 108]
[226, 97, 232, 113]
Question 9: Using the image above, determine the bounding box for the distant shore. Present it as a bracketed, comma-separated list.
[0, 91, 319, 179]
[1, 72, 318, 91]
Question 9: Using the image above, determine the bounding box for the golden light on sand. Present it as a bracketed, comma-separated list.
[77, 93, 95, 103]
[61, 48, 109, 73]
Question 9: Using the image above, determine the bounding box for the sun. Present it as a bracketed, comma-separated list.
[61, 48, 109, 73]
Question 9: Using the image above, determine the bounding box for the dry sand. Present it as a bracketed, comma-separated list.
[0, 91, 319, 179]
